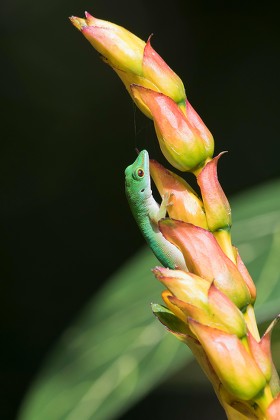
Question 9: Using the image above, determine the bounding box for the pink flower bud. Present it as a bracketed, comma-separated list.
[70, 13, 186, 117]
[131, 85, 214, 172]
[189, 320, 267, 400]
[207, 285, 247, 338]
[248, 316, 279, 382]
[70, 12, 145, 74]
[142, 37, 186, 105]
[149, 158, 208, 228]
[248, 331, 272, 382]
[197, 153, 231, 231]
[153, 266, 210, 306]
[159, 219, 251, 309]
[155, 266, 245, 338]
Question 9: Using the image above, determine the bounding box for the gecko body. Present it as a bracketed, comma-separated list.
[125, 149, 187, 270]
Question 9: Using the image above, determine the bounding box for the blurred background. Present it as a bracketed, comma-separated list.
[1, 1, 280, 419]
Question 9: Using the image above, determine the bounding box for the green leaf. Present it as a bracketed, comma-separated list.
[18, 179, 280, 420]
[18, 249, 192, 420]
[151, 303, 189, 335]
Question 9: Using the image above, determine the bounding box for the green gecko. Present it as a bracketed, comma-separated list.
[125, 149, 187, 270]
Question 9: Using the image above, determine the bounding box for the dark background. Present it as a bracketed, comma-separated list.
[1, 1, 280, 419]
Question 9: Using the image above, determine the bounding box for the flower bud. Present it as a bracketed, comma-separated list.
[143, 37, 186, 102]
[159, 219, 251, 309]
[196, 152, 236, 261]
[248, 331, 272, 382]
[186, 100, 214, 159]
[248, 316, 279, 382]
[70, 13, 186, 118]
[70, 12, 145, 74]
[189, 319, 267, 400]
[153, 268, 246, 338]
[131, 85, 214, 172]
[161, 289, 190, 326]
[168, 297, 208, 325]
[153, 266, 210, 307]
[197, 153, 231, 231]
[164, 285, 246, 338]
[149, 158, 208, 229]
[207, 285, 247, 338]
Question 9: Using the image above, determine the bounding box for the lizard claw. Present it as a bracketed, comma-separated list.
[162, 192, 174, 208]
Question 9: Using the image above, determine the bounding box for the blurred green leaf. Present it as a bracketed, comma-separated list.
[17, 249, 192, 420]
[18, 179, 280, 420]
[152, 303, 190, 334]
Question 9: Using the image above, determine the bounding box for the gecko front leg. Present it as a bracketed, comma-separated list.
[151, 192, 174, 224]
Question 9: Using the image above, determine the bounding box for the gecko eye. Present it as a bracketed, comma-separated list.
[137, 168, 144, 177]
[132, 167, 145, 180]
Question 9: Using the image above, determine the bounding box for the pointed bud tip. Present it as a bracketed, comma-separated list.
[84, 11, 93, 19]
[146, 33, 154, 43]
[69, 11, 96, 30]
[69, 15, 87, 31]
[151, 266, 162, 276]
[152, 266, 173, 279]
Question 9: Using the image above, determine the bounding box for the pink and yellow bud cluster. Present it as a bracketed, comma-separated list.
[148, 154, 278, 416]
[69, 12, 214, 173]
[69, 12, 230, 257]
[69, 12, 186, 116]
[152, 233, 279, 417]
[70, 12, 280, 419]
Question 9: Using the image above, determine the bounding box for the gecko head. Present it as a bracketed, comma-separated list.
[125, 149, 151, 199]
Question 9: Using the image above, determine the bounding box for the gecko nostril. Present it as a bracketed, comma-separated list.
[141, 188, 145, 193]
